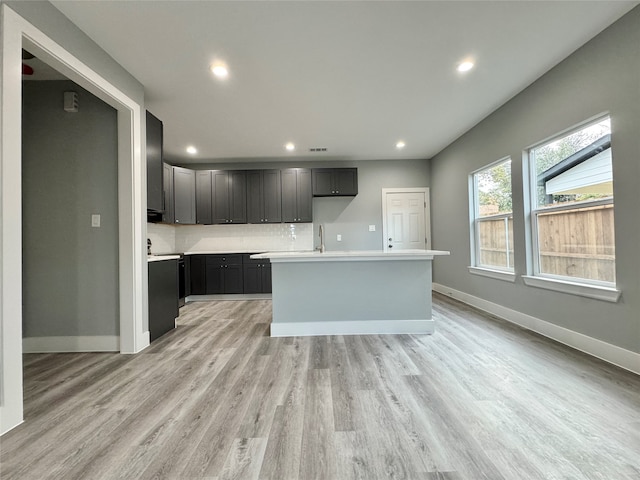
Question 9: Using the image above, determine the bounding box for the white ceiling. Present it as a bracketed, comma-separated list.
[50, 1, 637, 164]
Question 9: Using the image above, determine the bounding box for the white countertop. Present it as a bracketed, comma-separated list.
[251, 249, 450, 262]
[147, 255, 181, 262]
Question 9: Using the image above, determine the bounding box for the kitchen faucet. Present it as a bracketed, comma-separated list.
[318, 225, 325, 253]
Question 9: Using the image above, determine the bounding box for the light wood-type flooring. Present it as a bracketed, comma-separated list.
[1, 294, 639, 479]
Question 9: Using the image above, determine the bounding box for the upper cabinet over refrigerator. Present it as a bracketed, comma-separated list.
[146, 110, 164, 214]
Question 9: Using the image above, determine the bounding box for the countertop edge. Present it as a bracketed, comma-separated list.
[147, 255, 181, 262]
[251, 250, 450, 262]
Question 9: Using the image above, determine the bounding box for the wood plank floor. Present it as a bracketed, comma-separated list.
[1, 293, 639, 479]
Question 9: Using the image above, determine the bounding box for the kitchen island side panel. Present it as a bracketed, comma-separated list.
[270, 259, 433, 336]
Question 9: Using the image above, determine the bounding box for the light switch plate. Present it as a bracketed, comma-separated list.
[337, 234, 342, 241]
[91, 214, 101, 227]
[369, 225, 376, 232]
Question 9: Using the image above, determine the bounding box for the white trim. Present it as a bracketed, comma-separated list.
[1, 4, 25, 435]
[432, 283, 639, 375]
[468, 266, 516, 282]
[271, 319, 434, 337]
[522, 275, 620, 302]
[23, 336, 120, 353]
[1, 4, 147, 434]
[381, 187, 431, 251]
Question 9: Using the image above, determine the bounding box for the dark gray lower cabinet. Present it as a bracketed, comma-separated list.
[189, 255, 206, 294]
[148, 259, 179, 342]
[188, 253, 271, 295]
[205, 254, 244, 294]
[243, 254, 272, 293]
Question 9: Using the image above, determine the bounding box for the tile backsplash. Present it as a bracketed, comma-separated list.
[147, 223, 176, 254]
[147, 222, 314, 254]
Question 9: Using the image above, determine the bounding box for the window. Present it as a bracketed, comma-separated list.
[528, 116, 615, 287]
[470, 158, 514, 274]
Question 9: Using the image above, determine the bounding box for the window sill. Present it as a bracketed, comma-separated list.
[522, 275, 621, 303]
[468, 266, 516, 283]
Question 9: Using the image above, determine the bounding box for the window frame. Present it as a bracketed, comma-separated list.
[469, 156, 515, 281]
[524, 114, 620, 301]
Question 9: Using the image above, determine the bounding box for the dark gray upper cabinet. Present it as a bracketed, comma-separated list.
[146, 111, 164, 213]
[173, 166, 196, 224]
[282, 168, 312, 223]
[211, 170, 247, 224]
[247, 169, 282, 223]
[312, 168, 358, 196]
[162, 163, 174, 223]
[195, 170, 212, 224]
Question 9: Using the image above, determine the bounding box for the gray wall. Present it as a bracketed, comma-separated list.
[430, 7, 640, 353]
[22, 80, 119, 337]
[180, 158, 431, 251]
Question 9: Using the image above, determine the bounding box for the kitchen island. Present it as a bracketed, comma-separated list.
[250, 249, 449, 337]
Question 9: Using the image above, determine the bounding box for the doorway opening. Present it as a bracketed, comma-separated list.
[1, 5, 146, 434]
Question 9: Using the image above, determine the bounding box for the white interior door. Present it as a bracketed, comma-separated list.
[384, 191, 428, 251]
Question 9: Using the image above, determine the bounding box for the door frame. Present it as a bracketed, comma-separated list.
[1, 4, 148, 434]
[381, 187, 431, 252]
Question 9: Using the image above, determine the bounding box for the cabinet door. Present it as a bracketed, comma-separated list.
[263, 170, 282, 223]
[146, 111, 164, 212]
[173, 166, 196, 224]
[189, 255, 206, 295]
[228, 171, 247, 224]
[148, 259, 178, 342]
[334, 168, 358, 196]
[211, 170, 230, 224]
[205, 263, 225, 294]
[195, 170, 212, 224]
[243, 264, 261, 293]
[246, 170, 263, 224]
[184, 255, 192, 297]
[312, 168, 333, 196]
[296, 169, 313, 222]
[162, 163, 174, 223]
[261, 262, 272, 293]
[281, 169, 298, 223]
[224, 264, 244, 293]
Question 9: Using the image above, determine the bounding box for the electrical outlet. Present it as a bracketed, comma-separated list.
[337, 234, 342, 242]
[369, 225, 376, 232]
[91, 214, 101, 228]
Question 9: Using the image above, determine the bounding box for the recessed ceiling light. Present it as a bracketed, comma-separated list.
[210, 63, 228, 78]
[457, 61, 474, 73]
[396, 141, 406, 149]
[186, 146, 197, 154]
[285, 142, 295, 151]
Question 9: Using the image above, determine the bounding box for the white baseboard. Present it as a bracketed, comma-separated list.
[136, 331, 150, 353]
[22, 335, 120, 353]
[432, 283, 640, 375]
[271, 319, 434, 337]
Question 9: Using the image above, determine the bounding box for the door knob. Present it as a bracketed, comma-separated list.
[388, 245, 393, 248]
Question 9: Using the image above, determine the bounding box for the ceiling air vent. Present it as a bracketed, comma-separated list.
[309, 147, 328, 152]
